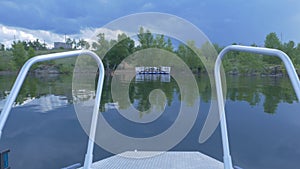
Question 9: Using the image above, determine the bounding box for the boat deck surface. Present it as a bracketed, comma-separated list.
[78, 151, 224, 169]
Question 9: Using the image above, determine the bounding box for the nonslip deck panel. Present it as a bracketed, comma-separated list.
[79, 151, 224, 169]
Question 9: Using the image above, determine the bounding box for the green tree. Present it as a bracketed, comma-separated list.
[94, 33, 111, 58]
[77, 39, 90, 49]
[165, 38, 174, 52]
[25, 39, 47, 50]
[12, 41, 27, 68]
[264, 32, 281, 49]
[176, 41, 204, 73]
[154, 34, 166, 49]
[282, 41, 296, 62]
[22, 41, 29, 50]
[137, 27, 154, 49]
[27, 46, 35, 59]
[295, 43, 300, 66]
[264, 32, 282, 64]
[236, 52, 264, 75]
[104, 33, 135, 70]
[33, 39, 45, 50]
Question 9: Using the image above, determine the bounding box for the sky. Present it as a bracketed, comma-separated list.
[0, 0, 300, 48]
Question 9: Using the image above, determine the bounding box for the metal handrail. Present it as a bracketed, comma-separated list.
[215, 45, 300, 169]
[0, 50, 105, 169]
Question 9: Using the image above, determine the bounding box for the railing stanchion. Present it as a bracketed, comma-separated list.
[0, 50, 105, 169]
[215, 45, 300, 169]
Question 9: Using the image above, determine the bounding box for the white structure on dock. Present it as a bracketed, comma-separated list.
[135, 66, 171, 74]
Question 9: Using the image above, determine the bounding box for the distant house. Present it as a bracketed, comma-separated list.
[53, 42, 72, 49]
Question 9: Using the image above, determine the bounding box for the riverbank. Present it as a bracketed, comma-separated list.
[1, 64, 299, 78]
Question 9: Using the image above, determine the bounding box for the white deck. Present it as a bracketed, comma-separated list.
[79, 151, 224, 169]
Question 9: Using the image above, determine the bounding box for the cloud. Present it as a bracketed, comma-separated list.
[0, 24, 125, 48]
[0, 24, 65, 48]
[0, 0, 300, 46]
[0, 0, 103, 34]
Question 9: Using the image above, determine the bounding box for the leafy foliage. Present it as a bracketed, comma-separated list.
[12, 41, 27, 69]
[1, 30, 300, 76]
[176, 41, 204, 73]
[223, 32, 300, 75]
[104, 33, 135, 70]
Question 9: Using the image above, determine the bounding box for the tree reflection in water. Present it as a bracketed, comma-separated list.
[100, 74, 297, 115]
[0, 74, 297, 114]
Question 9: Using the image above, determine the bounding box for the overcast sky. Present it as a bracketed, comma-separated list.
[0, 0, 300, 48]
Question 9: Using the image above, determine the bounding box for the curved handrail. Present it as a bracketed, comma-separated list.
[0, 50, 105, 169]
[215, 45, 300, 169]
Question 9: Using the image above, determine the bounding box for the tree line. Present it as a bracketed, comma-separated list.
[1, 28, 300, 75]
[92, 28, 300, 76]
[218, 33, 300, 75]
[91, 27, 205, 74]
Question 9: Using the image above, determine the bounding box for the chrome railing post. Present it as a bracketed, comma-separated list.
[82, 52, 105, 169]
[215, 45, 300, 169]
[0, 50, 105, 169]
[215, 48, 234, 169]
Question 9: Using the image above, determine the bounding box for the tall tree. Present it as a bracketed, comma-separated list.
[33, 39, 44, 50]
[154, 34, 166, 49]
[176, 41, 204, 73]
[264, 32, 282, 64]
[27, 46, 35, 59]
[94, 33, 110, 58]
[165, 38, 174, 52]
[104, 33, 135, 70]
[295, 43, 300, 65]
[137, 27, 154, 49]
[77, 39, 90, 49]
[92, 33, 112, 70]
[264, 32, 281, 49]
[12, 41, 27, 68]
[282, 41, 296, 62]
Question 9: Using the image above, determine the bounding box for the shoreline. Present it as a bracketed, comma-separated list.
[0, 69, 298, 78]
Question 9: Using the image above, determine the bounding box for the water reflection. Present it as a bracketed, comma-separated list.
[0, 74, 299, 169]
[135, 74, 171, 82]
[0, 74, 298, 115]
[104, 102, 119, 111]
[1, 94, 68, 113]
[226, 76, 297, 114]
[99, 75, 298, 114]
[24, 94, 68, 113]
[0, 75, 73, 112]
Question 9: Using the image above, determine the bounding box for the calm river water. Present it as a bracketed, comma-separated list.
[0, 74, 299, 169]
